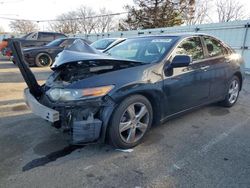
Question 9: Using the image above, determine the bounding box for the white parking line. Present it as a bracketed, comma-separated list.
[151, 117, 250, 185]
[179, 117, 248, 170]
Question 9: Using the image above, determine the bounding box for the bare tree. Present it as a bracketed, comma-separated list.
[49, 6, 116, 34]
[9, 20, 38, 34]
[180, 0, 195, 25]
[77, 6, 98, 34]
[216, 0, 245, 22]
[182, 0, 210, 25]
[49, 11, 79, 34]
[95, 8, 115, 33]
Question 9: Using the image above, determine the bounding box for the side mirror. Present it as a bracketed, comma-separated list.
[170, 55, 192, 68]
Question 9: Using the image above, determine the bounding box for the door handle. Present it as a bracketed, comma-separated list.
[200, 66, 210, 71]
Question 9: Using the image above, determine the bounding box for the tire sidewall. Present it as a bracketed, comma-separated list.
[224, 76, 240, 107]
[108, 95, 153, 149]
[35, 53, 52, 67]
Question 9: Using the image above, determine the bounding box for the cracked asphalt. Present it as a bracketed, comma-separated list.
[0, 60, 250, 188]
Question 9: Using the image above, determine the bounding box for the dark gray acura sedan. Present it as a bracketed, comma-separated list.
[12, 33, 245, 149]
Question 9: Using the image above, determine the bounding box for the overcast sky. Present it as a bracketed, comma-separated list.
[0, 0, 133, 31]
[0, 0, 249, 32]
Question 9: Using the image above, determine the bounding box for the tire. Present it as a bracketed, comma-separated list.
[108, 95, 153, 149]
[35, 53, 52, 67]
[220, 76, 240, 107]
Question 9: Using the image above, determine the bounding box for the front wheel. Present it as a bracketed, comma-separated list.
[220, 76, 240, 107]
[108, 95, 153, 149]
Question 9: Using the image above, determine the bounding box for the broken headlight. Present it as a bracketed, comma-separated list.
[46, 85, 114, 101]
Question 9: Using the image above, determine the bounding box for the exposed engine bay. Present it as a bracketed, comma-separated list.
[48, 59, 140, 84]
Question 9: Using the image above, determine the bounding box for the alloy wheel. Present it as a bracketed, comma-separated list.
[119, 102, 150, 144]
[39, 55, 50, 66]
[228, 79, 239, 104]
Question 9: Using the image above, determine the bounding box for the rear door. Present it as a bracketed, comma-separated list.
[163, 36, 211, 115]
[202, 36, 230, 100]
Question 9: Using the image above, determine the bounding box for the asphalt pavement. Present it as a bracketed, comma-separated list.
[0, 60, 250, 188]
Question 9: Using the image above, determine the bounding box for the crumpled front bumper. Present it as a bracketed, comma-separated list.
[24, 88, 59, 122]
[24, 88, 105, 144]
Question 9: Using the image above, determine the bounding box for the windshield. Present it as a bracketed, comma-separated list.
[22, 32, 34, 39]
[46, 38, 65, 47]
[90, 38, 116, 50]
[106, 36, 178, 63]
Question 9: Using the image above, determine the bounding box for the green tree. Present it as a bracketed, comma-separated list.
[120, 0, 184, 30]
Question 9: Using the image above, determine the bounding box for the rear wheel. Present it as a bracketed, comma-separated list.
[35, 53, 52, 67]
[108, 95, 153, 149]
[220, 76, 240, 107]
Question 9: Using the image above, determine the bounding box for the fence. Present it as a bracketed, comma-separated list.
[72, 20, 250, 72]
[1, 20, 250, 72]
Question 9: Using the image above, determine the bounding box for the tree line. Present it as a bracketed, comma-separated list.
[6, 0, 247, 34]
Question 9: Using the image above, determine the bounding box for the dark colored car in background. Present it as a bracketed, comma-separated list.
[22, 38, 92, 67]
[12, 34, 244, 149]
[90, 38, 126, 52]
[0, 31, 67, 58]
[10, 31, 67, 48]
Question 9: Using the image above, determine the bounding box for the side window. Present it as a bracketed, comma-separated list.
[38, 33, 54, 41]
[204, 37, 227, 57]
[26, 32, 37, 40]
[55, 34, 66, 39]
[173, 37, 204, 61]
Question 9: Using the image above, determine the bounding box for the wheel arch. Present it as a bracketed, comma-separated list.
[100, 90, 164, 143]
[36, 51, 51, 57]
[234, 71, 243, 90]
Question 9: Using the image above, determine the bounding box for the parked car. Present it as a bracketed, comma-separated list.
[11, 34, 244, 149]
[21, 38, 92, 67]
[90, 38, 126, 52]
[1, 31, 67, 58]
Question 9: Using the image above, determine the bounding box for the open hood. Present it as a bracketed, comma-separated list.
[11, 41, 42, 98]
[51, 39, 139, 69]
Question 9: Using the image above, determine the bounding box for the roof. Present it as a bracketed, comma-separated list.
[127, 33, 214, 39]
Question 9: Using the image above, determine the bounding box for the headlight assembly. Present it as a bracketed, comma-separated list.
[46, 85, 114, 101]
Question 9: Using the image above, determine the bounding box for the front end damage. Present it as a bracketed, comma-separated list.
[12, 40, 121, 144]
[43, 81, 118, 144]
[12, 39, 145, 144]
[24, 86, 115, 144]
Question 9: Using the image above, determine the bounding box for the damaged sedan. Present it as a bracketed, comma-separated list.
[12, 34, 244, 149]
